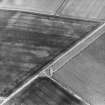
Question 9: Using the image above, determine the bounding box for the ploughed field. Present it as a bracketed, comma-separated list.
[0, 9, 99, 97]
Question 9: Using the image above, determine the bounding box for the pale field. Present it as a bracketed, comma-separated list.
[59, 0, 105, 20]
[0, 0, 64, 14]
[53, 34, 105, 105]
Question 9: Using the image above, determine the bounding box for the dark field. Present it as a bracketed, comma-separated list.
[6, 77, 85, 105]
[0, 9, 100, 97]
